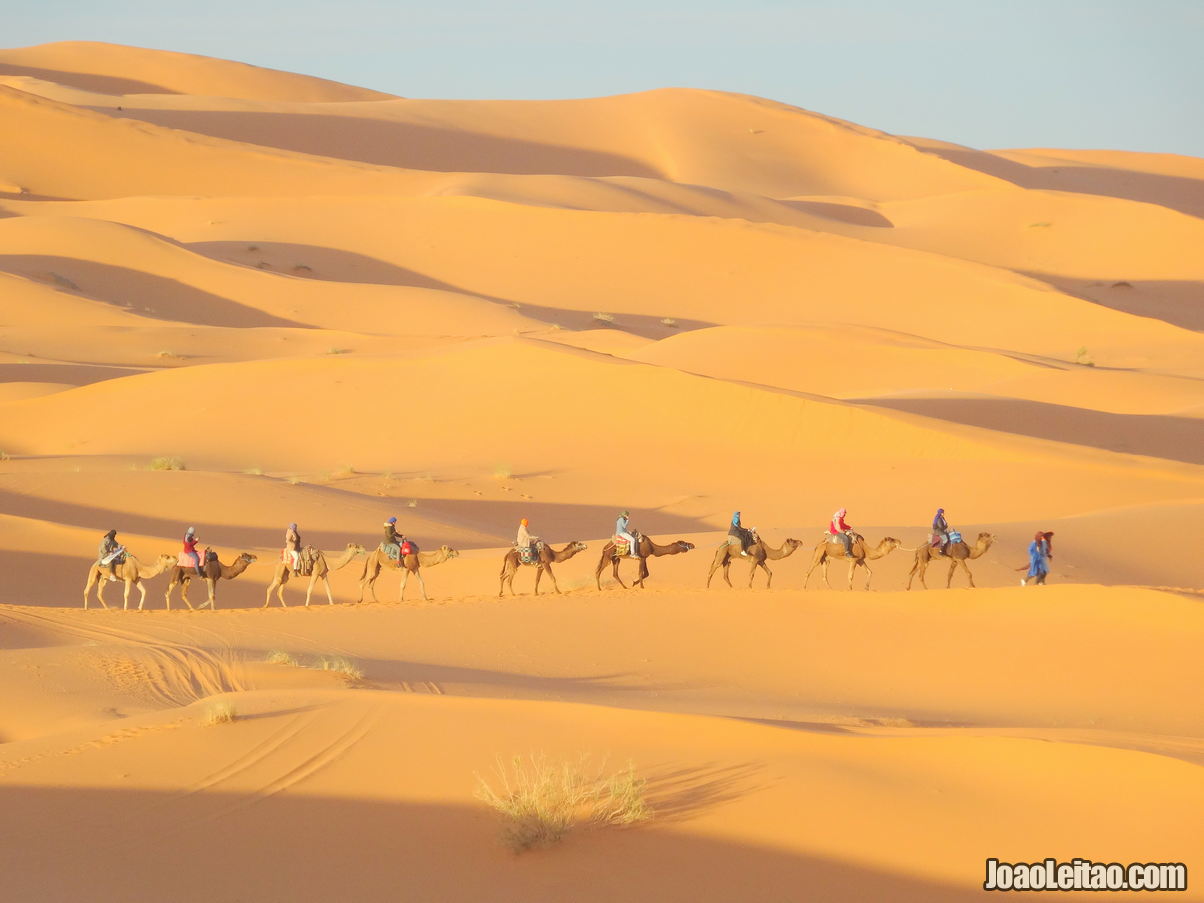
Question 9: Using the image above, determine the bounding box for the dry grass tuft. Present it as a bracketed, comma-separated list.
[265, 650, 299, 667]
[592, 312, 616, 325]
[660, 317, 678, 328]
[149, 456, 185, 471]
[475, 754, 651, 852]
[316, 656, 364, 684]
[203, 700, 237, 725]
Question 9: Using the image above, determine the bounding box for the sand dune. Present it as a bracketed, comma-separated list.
[0, 40, 1200, 903]
[0, 41, 393, 101]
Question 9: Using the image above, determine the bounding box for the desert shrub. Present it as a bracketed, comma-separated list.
[149, 456, 185, 471]
[203, 700, 237, 725]
[475, 754, 651, 852]
[315, 656, 364, 683]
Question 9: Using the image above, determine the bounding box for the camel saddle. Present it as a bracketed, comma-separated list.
[612, 531, 642, 557]
[381, 541, 416, 565]
[281, 546, 319, 576]
[517, 541, 544, 565]
[177, 549, 217, 568]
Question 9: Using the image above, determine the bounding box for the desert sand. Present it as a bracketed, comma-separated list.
[0, 41, 1200, 902]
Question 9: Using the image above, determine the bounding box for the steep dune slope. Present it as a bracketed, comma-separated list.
[0, 87, 428, 200]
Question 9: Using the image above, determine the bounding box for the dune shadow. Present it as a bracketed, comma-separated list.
[0, 63, 174, 95]
[780, 198, 894, 227]
[1023, 272, 1204, 332]
[0, 785, 978, 902]
[186, 240, 716, 336]
[909, 144, 1204, 218]
[344, 657, 682, 698]
[0, 255, 306, 328]
[851, 396, 1204, 465]
[107, 108, 663, 178]
[0, 362, 145, 386]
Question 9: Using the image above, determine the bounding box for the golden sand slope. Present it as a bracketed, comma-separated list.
[0, 40, 1201, 902]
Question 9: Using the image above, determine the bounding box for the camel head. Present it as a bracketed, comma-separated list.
[976, 532, 995, 547]
[156, 553, 176, 566]
[568, 541, 588, 552]
[238, 552, 258, 563]
[440, 545, 460, 559]
[346, 542, 366, 554]
[882, 537, 902, 549]
[784, 538, 803, 550]
[675, 541, 695, 552]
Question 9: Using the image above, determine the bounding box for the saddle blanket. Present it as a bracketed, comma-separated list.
[381, 541, 416, 561]
[177, 549, 217, 568]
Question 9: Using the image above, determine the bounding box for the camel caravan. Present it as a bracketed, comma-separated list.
[80, 506, 1041, 610]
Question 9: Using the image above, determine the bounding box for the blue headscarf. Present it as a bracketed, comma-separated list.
[732, 511, 741, 526]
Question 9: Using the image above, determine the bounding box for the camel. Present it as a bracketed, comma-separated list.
[83, 553, 176, 611]
[264, 543, 366, 608]
[595, 534, 696, 590]
[357, 543, 459, 603]
[706, 536, 804, 589]
[164, 552, 257, 611]
[499, 541, 588, 596]
[803, 535, 903, 590]
[906, 532, 996, 590]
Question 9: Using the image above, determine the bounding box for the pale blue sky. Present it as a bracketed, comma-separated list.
[8, 0, 1203, 155]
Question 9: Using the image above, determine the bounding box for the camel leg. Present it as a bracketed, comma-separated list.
[416, 571, 429, 601]
[319, 576, 333, 606]
[83, 570, 104, 610]
[122, 579, 133, 611]
[861, 561, 873, 591]
[803, 553, 825, 589]
[946, 560, 958, 589]
[595, 556, 607, 591]
[612, 558, 627, 589]
[399, 569, 409, 600]
[957, 560, 976, 588]
[136, 581, 147, 611]
[89, 572, 110, 610]
[533, 566, 543, 595]
[634, 557, 649, 589]
[821, 559, 832, 589]
[542, 564, 561, 594]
